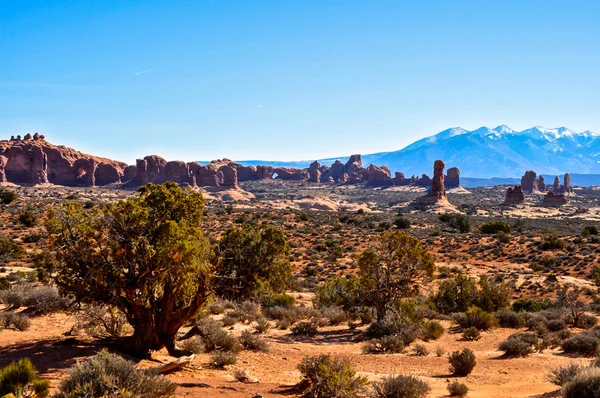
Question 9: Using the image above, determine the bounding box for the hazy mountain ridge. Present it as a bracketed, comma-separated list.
[233, 126, 600, 179]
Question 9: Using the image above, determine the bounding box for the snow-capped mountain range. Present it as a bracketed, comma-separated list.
[237, 126, 600, 179]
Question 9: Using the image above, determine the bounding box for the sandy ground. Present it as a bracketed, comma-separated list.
[0, 308, 589, 398]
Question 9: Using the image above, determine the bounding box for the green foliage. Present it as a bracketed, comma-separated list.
[458, 306, 497, 330]
[589, 266, 600, 287]
[0, 188, 18, 205]
[17, 210, 38, 228]
[55, 349, 176, 397]
[583, 225, 599, 236]
[239, 330, 269, 352]
[562, 367, 600, 398]
[562, 334, 600, 357]
[432, 275, 510, 314]
[480, 221, 511, 234]
[314, 276, 361, 311]
[439, 213, 471, 233]
[45, 182, 214, 357]
[358, 231, 435, 321]
[448, 348, 476, 377]
[215, 223, 291, 300]
[0, 234, 26, 262]
[291, 321, 318, 336]
[447, 381, 469, 397]
[512, 298, 549, 313]
[369, 374, 430, 398]
[498, 333, 538, 357]
[393, 215, 411, 230]
[542, 234, 565, 250]
[298, 354, 368, 398]
[495, 310, 525, 328]
[263, 292, 295, 308]
[462, 326, 481, 341]
[0, 358, 49, 398]
[363, 335, 405, 354]
[0, 277, 9, 291]
[211, 351, 237, 368]
[422, 320, 445, 340]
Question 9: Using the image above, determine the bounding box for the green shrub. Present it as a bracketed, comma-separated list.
[562, 367, 600, 398]
[298, 355, 368, 398]
[17, 210, 38, 228]
[0, 277, 10, 291]
[422, 320, 445, 340]
[239, 330, 269, 352]
[578, 314, 598, 329]
[393, 216, 411, 230]
[498, 334, 537, 357]
[0, 358, 49, 398]
[512, 298, 546, 313]
[292, 321, 318, 336]
[369, 374, 430, 398]
[264, 292, 296, 308]
[548, 319, 567, 332]
[447, 381, 469, 397]
[462, 326, 480, 341]
[55, 350, 176, 397]
[413, 344, 428, 357]
[0, 189, 18, 205]
[583, 226, 599, 236]
[0, 234, 26, 261]
[321, 306, 349, 326]
[211, 352, 237, 368]
[314, 276, 361, 311]
[547, 363, 585, 386]
[562, 334, 600, 357]
[439, 214, 471, 233]
[448, 348, 476, 377]
[254, 317, 271, 334]
[480, 221, 511, 234]
[542, 235, 565, 250]
[363, 336, 405, 354]
[459, 307, 497, 330]
[179, 337, 205, 354]
[495, 310, 525, 328]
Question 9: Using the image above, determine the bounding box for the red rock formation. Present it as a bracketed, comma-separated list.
[0, 156, 7, 183]
[431, 160, 446, 200]
[504, 186, 525, 205]
[363, 164, 393, 186]
[520, 171, 539, 193]
[164, 161, 190, 184]
[308, 161, 321, 183]
[273, 167, 309, 181]
[564, 173, 572, 194]
[220, 165, 238, 188]
[392, 172, 411, 186]
[553, 176, 560, 192]
[95, 163, 121, 186]
[236, 165, 260, 181]
[415, 174, 432, 187]
[123, 165, 137, 182]
[256, 165, 275, 180]
[445, 167, 460, 188]
[542, 192, 567, 206]
[344, 154, 363, 175]
[538, 175, 546, 192]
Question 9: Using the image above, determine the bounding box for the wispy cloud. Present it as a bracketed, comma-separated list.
[134, 68, 155, 76]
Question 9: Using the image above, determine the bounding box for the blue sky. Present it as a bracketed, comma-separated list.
[1, 1, 599, 164]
